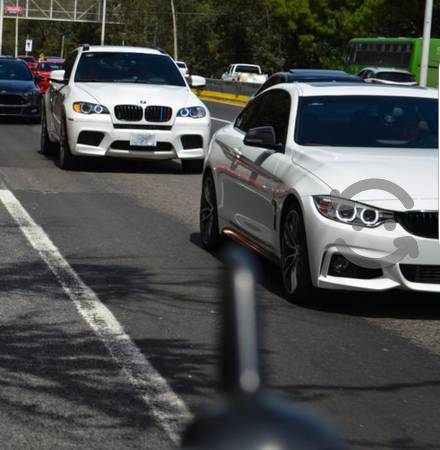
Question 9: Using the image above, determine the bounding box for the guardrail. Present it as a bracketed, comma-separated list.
[193, 78, 260, 106]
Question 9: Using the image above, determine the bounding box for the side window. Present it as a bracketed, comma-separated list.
[236, 90, 291, 147]
[63, 51, 78, 81]
[235, 96, 263, 132]
[258, 90, 291, 146]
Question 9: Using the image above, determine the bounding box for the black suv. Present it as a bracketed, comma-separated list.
[252, 69, 363, 98]
[0, 58, 41, 121]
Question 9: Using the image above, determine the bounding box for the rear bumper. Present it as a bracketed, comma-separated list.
[66, 114, 211, 161]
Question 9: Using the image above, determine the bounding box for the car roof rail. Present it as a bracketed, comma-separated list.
[156, 47, 169, 55]
[81, 44, 90, 51]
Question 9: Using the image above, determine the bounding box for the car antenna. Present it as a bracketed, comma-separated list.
[179, 244, 348, 450]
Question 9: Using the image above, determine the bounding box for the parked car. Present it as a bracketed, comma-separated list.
[34, 59, 65, 93]
[176, 61, 189, 77]
[200, 82, 438, 300]
[252, 69, 363, 98]
[357, 67, 417, 86]
[41, 45, 209, 172]
[17, 55, 37, 71]
[222, 64, 268, 84]
[0, 58, 41, 121]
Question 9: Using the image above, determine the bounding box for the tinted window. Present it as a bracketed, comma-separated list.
[296, 95, 437, 148]
[63, 51, 78, 81]
[235, 65, 260, 74]
[39, 62, 64, 71]
[253, 75, 284, 96]
[376, 72, 415, 83]
[0, 60, 33, 80]
[75, 52, 186, 86]
[236, 90, 291, 146]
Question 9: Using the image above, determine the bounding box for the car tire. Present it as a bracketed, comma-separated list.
[199, 171, 221, 250]
[40, 109, 58, 155]
[280, 204, 315, 302]
[58, 118, 80, 170]
[182, 159, 204, 174]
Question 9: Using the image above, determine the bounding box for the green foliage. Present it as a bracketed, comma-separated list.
[1, 0, 438, 76]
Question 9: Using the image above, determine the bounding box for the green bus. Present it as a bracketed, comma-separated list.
[344, 37, 440, 87]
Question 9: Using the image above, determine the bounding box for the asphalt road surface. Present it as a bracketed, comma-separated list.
[0, 100, 439, 450]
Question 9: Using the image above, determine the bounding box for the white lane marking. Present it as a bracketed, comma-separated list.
[0, 188, 191, 445]
[211, 117, 232, 124]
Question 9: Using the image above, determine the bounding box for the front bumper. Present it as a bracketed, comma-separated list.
[0, 103, 40, 117]
[304, 197, 440, 293]
[66, 114, 211, 161]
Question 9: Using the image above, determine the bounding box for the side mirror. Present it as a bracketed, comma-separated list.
[50, 69, 67, 84]
[244, 126, 280, 150]
[189, 75, 206, 89]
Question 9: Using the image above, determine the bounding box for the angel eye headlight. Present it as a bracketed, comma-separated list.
[313, 196, 395, 228]
[177, 106, 206, 118]
[73, 102, 109, 115]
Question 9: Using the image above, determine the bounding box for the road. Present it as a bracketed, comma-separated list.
[0, 100, 439, 450]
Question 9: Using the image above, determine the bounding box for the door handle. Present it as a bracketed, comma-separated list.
[231, 147, 242, 159]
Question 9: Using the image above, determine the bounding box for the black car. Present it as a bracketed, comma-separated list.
[0, 58, 41, 121]
[252, 69, 363, 98]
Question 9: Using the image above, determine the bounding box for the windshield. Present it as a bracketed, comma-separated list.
[235, 65, 260, 74]
[0, 61, 33, 81]
[376, 72, 415, 83]
[39, 62, 64, 72]
[18, 56, 35, 62]
[176, 62, 186, 68]
[75, 52, 186, 86]
[296, 95, 438, 148]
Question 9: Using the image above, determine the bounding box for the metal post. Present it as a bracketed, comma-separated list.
[14, 0, 19, 58]
[0, 0, 4, 55]
[170, 0, 178, 60]
[60, 34, 65, 58]
[100, 0, 107, 46]
[420, 0, 433, 87]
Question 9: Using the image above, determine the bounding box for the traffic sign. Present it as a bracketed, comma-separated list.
[25, 39, 32, 52]
[5, 5, 24, 14]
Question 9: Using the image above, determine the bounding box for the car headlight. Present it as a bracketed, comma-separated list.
[313, 196, 395, 228]
[177, 106, 206, 119]
[73, 102, 109, 115]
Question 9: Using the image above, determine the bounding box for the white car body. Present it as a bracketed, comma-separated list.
[202, 83, 439, 295]
[43, 46, 210, 169]
[221, 64, 268, 84]
[358, 67, 417, 86]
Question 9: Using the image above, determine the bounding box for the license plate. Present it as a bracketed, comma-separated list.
[129, 133, 157, 147]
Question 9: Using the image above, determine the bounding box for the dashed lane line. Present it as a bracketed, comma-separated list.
[0, 187, 192, 445]
[211, 117, 232, 124]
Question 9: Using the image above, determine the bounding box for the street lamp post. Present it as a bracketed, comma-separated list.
[420, 0, 433, 87]
[101, 0, 107, 45]
[0, 0, 4, 55]
[170, 0, 178, 60]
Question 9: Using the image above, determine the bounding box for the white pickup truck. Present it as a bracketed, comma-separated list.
[221, 64, 268, 84]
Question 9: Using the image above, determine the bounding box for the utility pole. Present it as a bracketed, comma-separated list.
[420, 0, 433, 87]
[60, 34, 65, 58]
[0, 0, 4, 55]
[170, 0, 178, 60]
[100, 0, 107, 45]
[14, 0, 19, 57]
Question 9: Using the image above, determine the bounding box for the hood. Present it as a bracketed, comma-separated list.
[0, 79, 37, 93]
[295, 146, 438, 211]
[76, 82, 193, 110]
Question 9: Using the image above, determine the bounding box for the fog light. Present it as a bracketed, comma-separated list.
[331, 255, 351, 275]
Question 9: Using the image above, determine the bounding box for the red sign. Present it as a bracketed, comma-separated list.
[5, 5, 24, 14]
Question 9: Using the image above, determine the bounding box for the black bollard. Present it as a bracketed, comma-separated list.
[180, 245, 348, 450]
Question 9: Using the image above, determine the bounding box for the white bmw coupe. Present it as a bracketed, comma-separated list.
[41, 45, 210, 173]
[200, 82, 439, 300]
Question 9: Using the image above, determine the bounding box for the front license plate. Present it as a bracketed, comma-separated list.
[129, 133, 157, 147]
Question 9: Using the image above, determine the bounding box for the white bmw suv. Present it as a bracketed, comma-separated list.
[41, 45, 210, 172]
